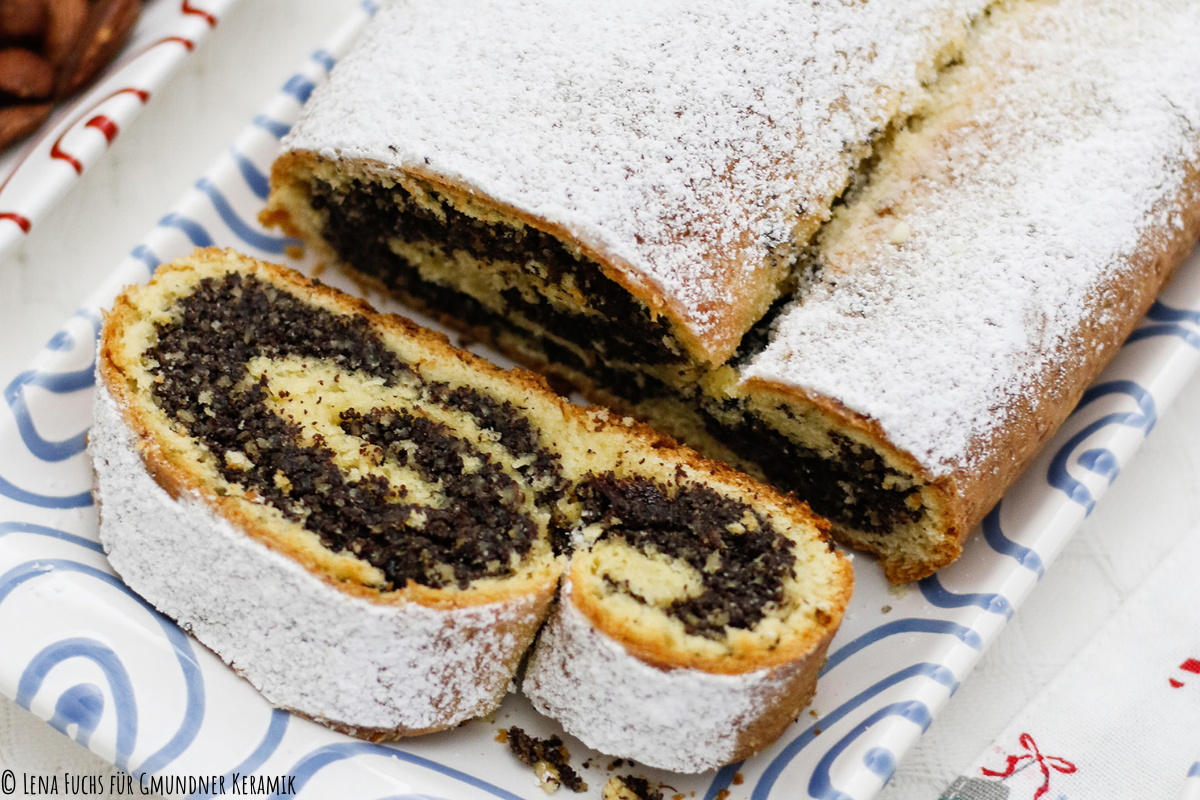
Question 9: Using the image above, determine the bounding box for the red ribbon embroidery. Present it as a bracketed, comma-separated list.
[981, 733, 1076, 800]
[1172, 658, 1200, 687]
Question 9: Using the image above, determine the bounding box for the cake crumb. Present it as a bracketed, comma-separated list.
[881, 604, 892, 614]
[888, 221, 912, 245]
[732, 773, 744, 786]
[495, 728, 509, 744]
[505, 727, 587, 793]
[603, 775, 664, 800]
[715, 791, 730, 800]
[535, 761, 562, 794]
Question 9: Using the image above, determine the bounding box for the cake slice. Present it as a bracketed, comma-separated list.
[89, 248, 850, 758]
[524, 471, 847, 772]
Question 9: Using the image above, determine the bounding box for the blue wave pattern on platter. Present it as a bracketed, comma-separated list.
[1128, 300, 1200, 349]
[0, 521, 104, 553]
[18, 638, 138, 769]
[0, 0, 1197, 797]
[0, 473, 94, 508]
[917, 575, 1014, 620]
[980, 502, 1044, 577]
[751, 664, 958, 800]
[820, 619, 983, 677]
[2, 557, 206, 774]
[1184, 761, 1200, 800]
[1048, 380, 1157, 514]
[232, 151, 272, 200]
[194, 177, 298, 254]
[18, 638, 136, 767]
[2, 310, 98, 462]
[185, 709, 290, 800]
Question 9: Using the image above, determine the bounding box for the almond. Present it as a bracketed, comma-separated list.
[0, 47, 53, 98]
[54, 0, 140, 101]
[0, 0, 48, 40]
[0, 101, 52, 148]
[43, 0, 87, 67]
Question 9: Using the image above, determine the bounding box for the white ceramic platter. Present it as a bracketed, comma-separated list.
[0, 0, 241, 259]
[2, 5, 1200, 798]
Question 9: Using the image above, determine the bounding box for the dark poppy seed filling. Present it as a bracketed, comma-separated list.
[291, 190, 924, 537]
[145, 272, 550, 590]
[142, 271, 803, 637]
[338, 407, 538, 584]
[307, 177, 685, 366]
[428, 382, 574, 552]
[429, 382, 567, 500]
[577, 475, 796, 638]
[695, 403, 921, 535]
[505, 727, 588, 793]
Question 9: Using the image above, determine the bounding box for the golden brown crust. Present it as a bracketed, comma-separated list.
[751, 154, 1200, 584]
[99, 248, 563, 611]
[103, 247, 851, 679]
[726, 633, 832, 762]
[262, 151, 776, 367]
[282, 237, 921, 586]
[569, 549, 849, 675]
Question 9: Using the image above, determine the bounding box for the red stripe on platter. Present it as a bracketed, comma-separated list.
[157, 35, 195, 51]
[86, 116, 120, 144]
[49, 139, 83, 174]
[181, 0, 218, 27]
[49, 88, 151, 173]
[0, 213, 31, 232]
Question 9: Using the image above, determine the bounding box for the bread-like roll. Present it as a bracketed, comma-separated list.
[90, 248, 851, 756]
[92, 249, 569, 737]
[689, 0, 1200, 581]
[270, 0, 1200, 582]
[259, 0, 1200, 584]
[524, 473, 846, 773]
[261, 0, 989, 376]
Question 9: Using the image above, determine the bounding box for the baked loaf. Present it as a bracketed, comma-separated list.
[266, 0, 1200, 582]
[670, 0, 1200, 580]
[523, 469, 846, 771]
[261, 0, 989, 380]
[518, 466, 851, 773]
[90, 248, 851, 761]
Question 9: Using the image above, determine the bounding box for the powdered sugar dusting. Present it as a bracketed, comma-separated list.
[90, 381, 541, 733]
[746, 0, 1200, 475]
[286, 0, 988, 356]
[522, 579, 796, 773]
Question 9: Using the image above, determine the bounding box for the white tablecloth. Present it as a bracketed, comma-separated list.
[1, 2, 1197, 796]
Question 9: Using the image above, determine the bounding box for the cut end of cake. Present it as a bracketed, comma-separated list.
[92, 247, 851, 755]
